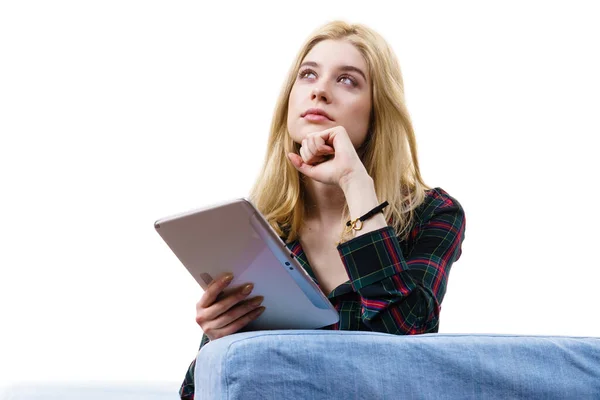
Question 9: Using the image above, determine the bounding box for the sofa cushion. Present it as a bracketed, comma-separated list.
[195, 330, 600, 399]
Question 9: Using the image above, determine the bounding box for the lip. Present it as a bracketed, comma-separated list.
[301, 108, 333, 121]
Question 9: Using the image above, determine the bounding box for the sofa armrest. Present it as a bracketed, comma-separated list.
[194, 330, 600, 399]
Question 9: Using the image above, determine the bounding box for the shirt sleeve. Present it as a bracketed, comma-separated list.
[336, 193, 466, 335]
[179, 333, 211, 400]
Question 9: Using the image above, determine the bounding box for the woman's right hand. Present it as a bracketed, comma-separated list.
[195, 273, 265, 340]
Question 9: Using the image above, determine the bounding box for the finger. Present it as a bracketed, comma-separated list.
[302, 138, 315, 161]
[324, 127, 354, 151]
[209, 306, 266, 339]
[300, 143, 311, 163]
[305, 138, 332, 165]
[200, 284, 254, 322]
[307, 136, 319, 156]
[314, 141, 334, 158]
[315, 134, 328, 148]
[318, 143, 335, 154]
[307, 134, 334, 156]
[287, 152, 303, 168]
[288, 152, 322, 181]
[308, 129, 330, 139]
[209, 296, 264, 330]
[198, 273, 233, 308]
[310, 129, 333, 145]
[289, 154, 317, 178]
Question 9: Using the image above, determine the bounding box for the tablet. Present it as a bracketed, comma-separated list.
[154, 198, 339, 330]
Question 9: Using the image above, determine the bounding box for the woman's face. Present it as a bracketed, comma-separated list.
[287, 39, 372, 149]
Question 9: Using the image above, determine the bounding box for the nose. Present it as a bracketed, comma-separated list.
[310, 87, 330, 104]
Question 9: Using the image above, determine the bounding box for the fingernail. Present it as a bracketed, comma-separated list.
[255, 307, 266, 316]
[222, 274, 233, 284]
[242, 284, 253, 295]
[250, 296, 264, 306]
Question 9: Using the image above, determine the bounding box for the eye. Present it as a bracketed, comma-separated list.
[338, 75, 357, 87]
[298, 68, 316, 79]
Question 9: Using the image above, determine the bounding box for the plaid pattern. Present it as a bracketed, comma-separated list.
[179, 187, 466, 399]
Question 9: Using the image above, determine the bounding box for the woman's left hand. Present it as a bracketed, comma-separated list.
[287, 126, 367, 187]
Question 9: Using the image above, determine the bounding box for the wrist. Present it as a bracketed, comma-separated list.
[341, 170, 384, 218]
[339, 167, 372, 193]
[341, 174, 388, 240]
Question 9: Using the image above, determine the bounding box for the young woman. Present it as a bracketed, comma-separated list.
[180, 20, 466, 399]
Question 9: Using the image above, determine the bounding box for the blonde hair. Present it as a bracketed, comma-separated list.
[249, 20, 431, 244]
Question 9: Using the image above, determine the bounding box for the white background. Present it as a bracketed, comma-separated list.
[1, 0, 599, 389]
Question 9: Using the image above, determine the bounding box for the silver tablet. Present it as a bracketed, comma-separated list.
[154, 198, 339, 330]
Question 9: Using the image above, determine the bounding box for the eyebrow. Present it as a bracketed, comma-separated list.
[299, 61, 368, 83]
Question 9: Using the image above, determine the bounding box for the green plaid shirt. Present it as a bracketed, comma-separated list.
[179, 187, 466, 399]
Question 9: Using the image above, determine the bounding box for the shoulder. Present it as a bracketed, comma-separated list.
[413, 187, 465, 225]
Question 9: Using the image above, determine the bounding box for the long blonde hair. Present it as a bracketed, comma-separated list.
[249, 20, 431, 244]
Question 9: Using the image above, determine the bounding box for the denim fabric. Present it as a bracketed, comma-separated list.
[194, 330, 600, 400]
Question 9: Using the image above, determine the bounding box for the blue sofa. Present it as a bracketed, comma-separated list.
[194, 330, 600, 399]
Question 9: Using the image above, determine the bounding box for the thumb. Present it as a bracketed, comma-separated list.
[287, 153, 315, 178]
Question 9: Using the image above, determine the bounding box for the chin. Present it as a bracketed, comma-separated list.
[288, 120, 331, 143]
[295, 125, 320, 140]
[287, 127, 304, 143]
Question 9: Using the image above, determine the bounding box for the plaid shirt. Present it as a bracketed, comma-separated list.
[179, 187, 466, 399]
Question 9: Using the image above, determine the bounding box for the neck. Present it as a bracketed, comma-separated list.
[302, 177, 346, 229]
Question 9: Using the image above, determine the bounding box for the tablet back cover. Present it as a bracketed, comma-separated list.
[155, 199, 339, 330]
